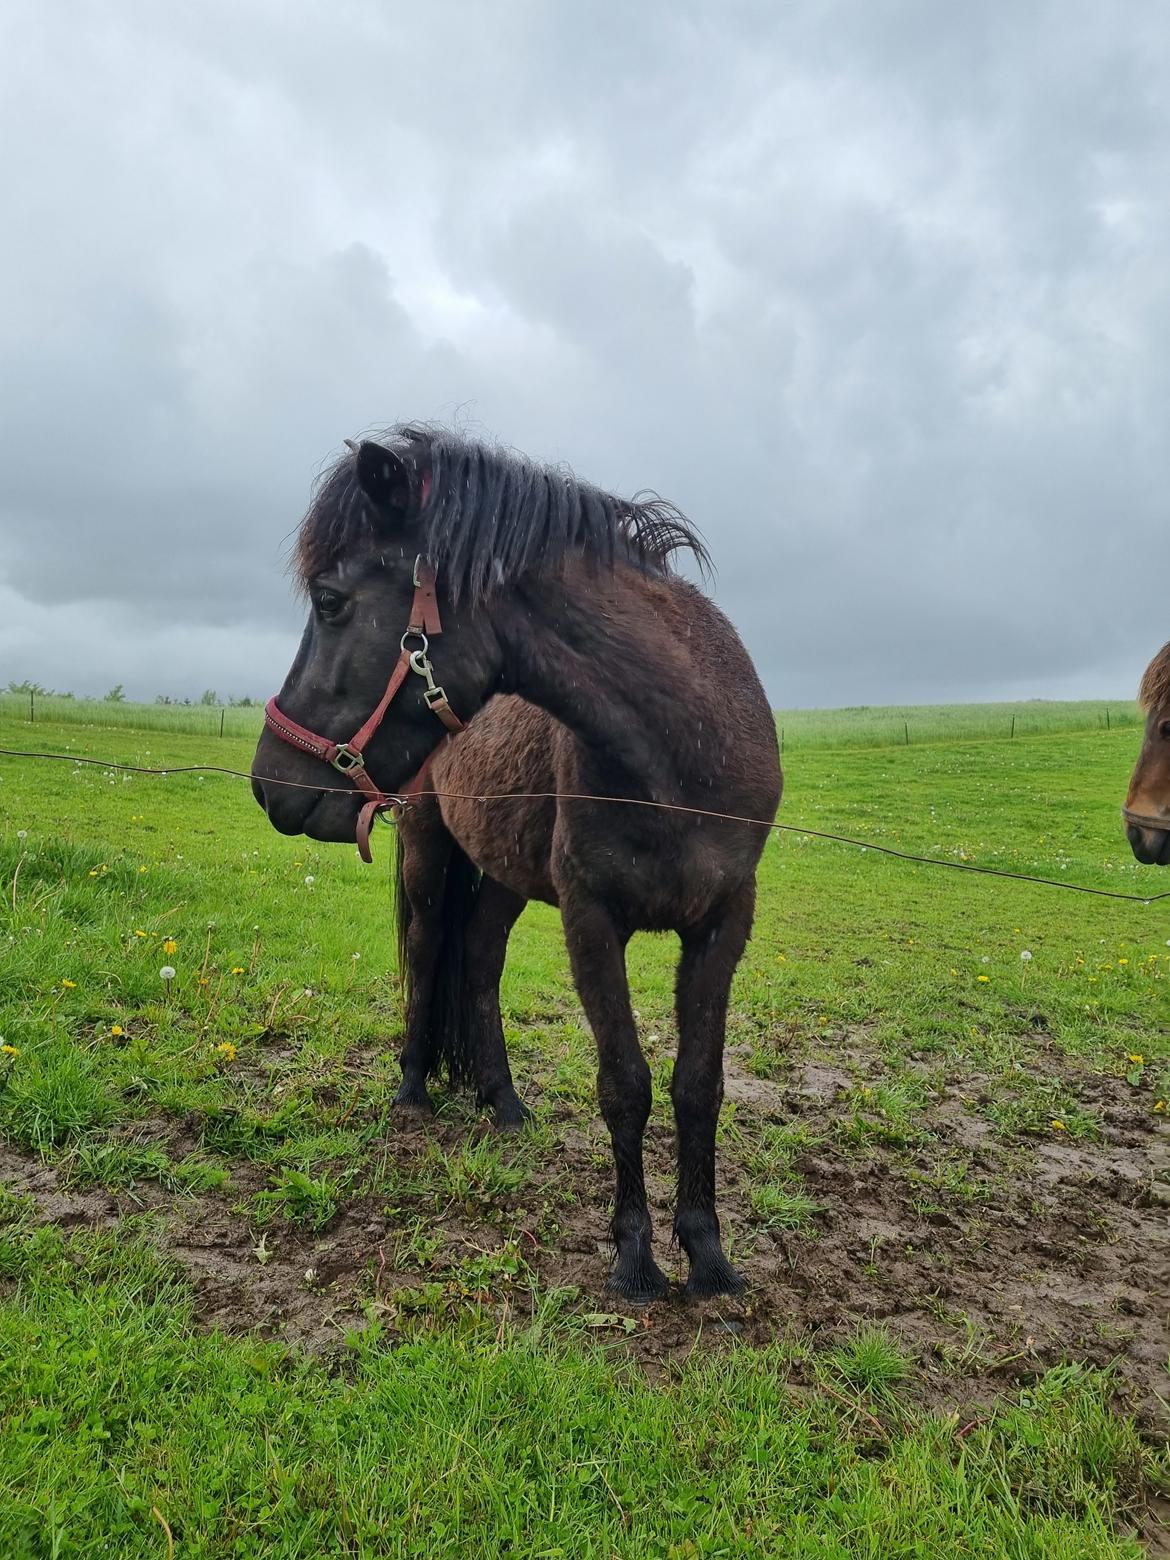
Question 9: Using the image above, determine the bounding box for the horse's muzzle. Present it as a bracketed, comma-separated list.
[1125, 821, 1170, 866]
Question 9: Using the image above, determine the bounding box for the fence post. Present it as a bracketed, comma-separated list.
[220, 708, 226, 738]
[904, 721, 910, 746]
[1010, 715, 1015, 739]
[1105, 707, 1111, 731]
[29, 690, 34, 724]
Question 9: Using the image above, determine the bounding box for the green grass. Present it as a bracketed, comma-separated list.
[1, 703, 1168, 1555]
[0, 689, 1144, 749]
[0, 1217, 1162, 1559]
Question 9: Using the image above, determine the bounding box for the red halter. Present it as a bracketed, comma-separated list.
[264, 555, 463, 862]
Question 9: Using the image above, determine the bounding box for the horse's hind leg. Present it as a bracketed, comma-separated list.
[562, 893, 668, 1303]
[393, 806, 452, 1113]
[672, 882, 755, 1299]
[463, 876, 531, 1130]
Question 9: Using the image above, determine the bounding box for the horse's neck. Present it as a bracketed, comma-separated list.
[494, 566, 717, 799]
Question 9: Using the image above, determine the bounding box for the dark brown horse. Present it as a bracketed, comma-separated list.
[1124, 640, 1170, 866]
[251, 425, 781, 1301]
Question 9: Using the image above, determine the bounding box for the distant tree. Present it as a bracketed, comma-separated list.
[230, 695, 256, 707]
[6, 679, 73, 698]
[104, 684, 126, 703]
[155, 694, 175, 705]
[199, 689, 219, 706]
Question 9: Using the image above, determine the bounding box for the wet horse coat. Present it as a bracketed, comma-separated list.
[251, 425, 781, 1300]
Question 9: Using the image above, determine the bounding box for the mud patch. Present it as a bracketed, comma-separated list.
[2, 1052, 1167, 1432]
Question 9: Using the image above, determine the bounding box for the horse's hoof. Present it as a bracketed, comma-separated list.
[393, 1078, 434, 1114]
[683, 1250, 746, 1301]
[492, 1091, 533, 1132]
[606, 1252, 669, 1306]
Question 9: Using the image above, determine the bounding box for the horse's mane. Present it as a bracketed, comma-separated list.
[1138, 640, 1170, 712]
[294, 423, 710, 601]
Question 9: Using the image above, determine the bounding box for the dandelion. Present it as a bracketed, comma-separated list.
[1155, 1101, 1166, 1113]
[304, 874, 315, 887]
[88, 869, 98, 878]
[133, 930, 147, 939]
[160, 966, 176, 981]
[1118, 958, 1129, 967]
[110, 1024, 124, 1038]
[17, 830, 27, 840]
[1127, 1054, 1144, 1066]
[139, 866, 148, 874]
[1019, 950, 1033, 963]
[231, 966, 245, 975]
[162, 938, 177, 956]
[61, 979, 76, 989]
[197, 976, 210, 987]
[1, 1044, 18, 1058]
[214, 1041, 237, 1062]
[1051, 1120, 1067, 1132]
[977, 975, 989, 983]
[352, 951, 361, 961]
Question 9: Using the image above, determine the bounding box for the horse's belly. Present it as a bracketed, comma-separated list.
[432, 697, 559, 905]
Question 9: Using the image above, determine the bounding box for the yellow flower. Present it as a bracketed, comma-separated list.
[1128, 1054, 1144, 1066]
[162, 938, 177, 956]
[1154, 1100, 1165, 1112]
[976, 975, 990, 983]
[138, 866, 147, 874]
[231, 966, 245, 975]
[110, 1024, 124, 1038]
[214, 1041, 237, 1062]
[1118, 958, 1129, 966]
[88, 869, 98, 878]
[1051, 1120, 1066, 1131]
[1, 1044, 18, 1058]
[61, 979, 76, 989]
[133, 930, 147, 939]
[197, 977, 210, 987]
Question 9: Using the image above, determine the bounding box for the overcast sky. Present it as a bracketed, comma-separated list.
[1, 1, 1166, 708]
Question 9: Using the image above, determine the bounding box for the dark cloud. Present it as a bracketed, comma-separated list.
[1, 0, 1166, 706]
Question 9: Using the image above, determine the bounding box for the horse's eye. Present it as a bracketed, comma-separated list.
[1160, 719, 1170, 741]
[315, 588, 346, 618]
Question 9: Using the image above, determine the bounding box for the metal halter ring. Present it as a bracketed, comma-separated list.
[330, 743, 366, 774]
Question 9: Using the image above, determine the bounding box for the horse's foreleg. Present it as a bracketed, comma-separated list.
[561, 894, 667, 1304]
[463, 876, 531, 1130]
[672, 882, 755, 1298]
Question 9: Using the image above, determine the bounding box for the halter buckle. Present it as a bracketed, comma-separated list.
[330, 743, 366, 774]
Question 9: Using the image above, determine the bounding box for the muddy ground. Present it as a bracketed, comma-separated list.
[2, 1037, 1168, 1436]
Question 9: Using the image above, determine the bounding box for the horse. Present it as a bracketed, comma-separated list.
[1123, 640, 1170, 866]
[251, 424, 782, 1302]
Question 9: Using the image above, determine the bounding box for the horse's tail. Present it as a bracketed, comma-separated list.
[394, 824, 481, 1090]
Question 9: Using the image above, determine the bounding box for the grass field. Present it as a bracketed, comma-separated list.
[1, 704, 1168, 1556]
[1, 689, 1145, 748]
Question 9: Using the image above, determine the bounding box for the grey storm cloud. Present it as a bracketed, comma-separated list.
[1, 0, 1167, 707]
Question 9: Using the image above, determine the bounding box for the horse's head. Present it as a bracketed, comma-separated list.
[250, 435, 500, 846]
[1123, 640, 1170, 867]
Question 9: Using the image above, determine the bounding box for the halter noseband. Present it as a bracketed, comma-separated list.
[264, 554, 463, 863]
[1121, 804, 1170, 833]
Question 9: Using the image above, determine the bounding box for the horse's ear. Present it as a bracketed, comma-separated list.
[353, 441, 412, 517]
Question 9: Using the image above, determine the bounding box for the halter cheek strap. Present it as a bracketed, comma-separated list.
[264, 556, 463, 862]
